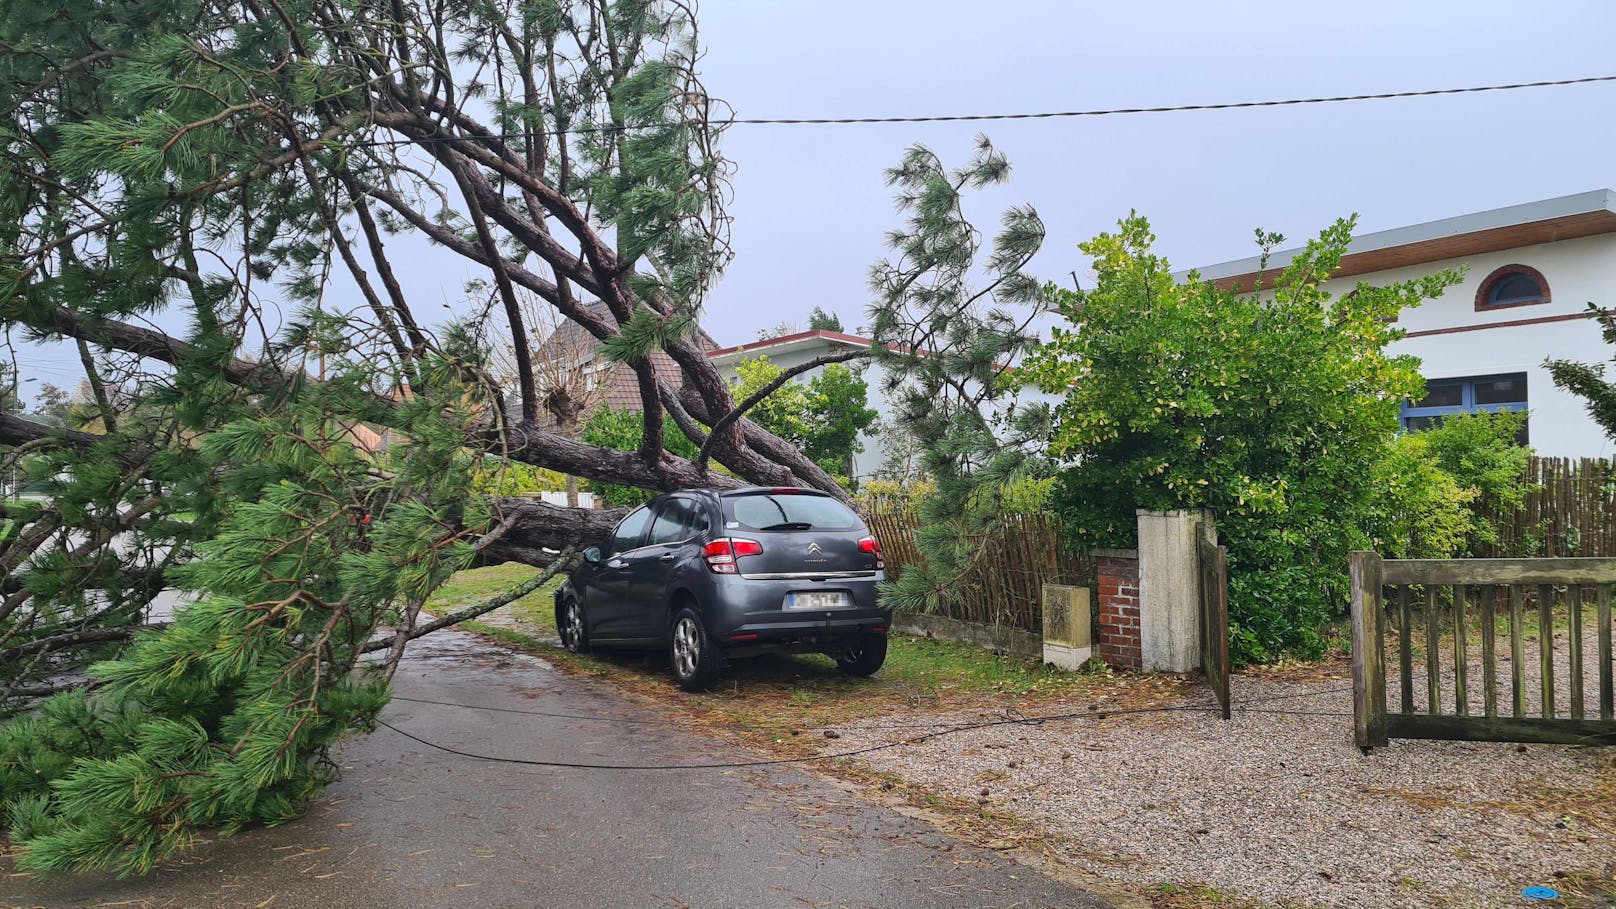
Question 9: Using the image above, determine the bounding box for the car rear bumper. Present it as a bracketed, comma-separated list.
[704, 573, 887, 655]
[720, 614, 888, 657]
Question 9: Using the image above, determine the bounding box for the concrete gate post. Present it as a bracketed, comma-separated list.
[1135, 508, 1210, 673]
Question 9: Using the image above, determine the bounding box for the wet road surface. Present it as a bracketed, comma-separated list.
[6, 630, 1113, 909]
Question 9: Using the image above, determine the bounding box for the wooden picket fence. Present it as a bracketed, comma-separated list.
[1350, 551, 1616, 748]
[861, 507, 1089, 633]
[1485, 457, 1616, 557]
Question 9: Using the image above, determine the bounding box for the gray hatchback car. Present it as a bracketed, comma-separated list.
[555, 487, 890, 690]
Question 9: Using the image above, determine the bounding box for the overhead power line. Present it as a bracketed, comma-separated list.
[349, 73, 1616, 147]
[727, 74, 1616, 125]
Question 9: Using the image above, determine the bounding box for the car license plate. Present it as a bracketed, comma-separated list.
[786, 591, 850, 610]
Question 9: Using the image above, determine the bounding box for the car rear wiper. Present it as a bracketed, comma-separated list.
[758, 521, 813, 530]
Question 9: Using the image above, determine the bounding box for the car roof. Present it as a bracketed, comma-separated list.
[669, 486, 830, 499]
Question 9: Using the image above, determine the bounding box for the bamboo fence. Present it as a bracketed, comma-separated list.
[862, 507, 1090, 633]
[1485, 457, 1616, 557]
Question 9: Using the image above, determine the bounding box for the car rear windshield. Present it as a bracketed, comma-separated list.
[724, 492, 861, 532]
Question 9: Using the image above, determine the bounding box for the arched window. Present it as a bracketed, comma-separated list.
[1475, 265, 1549, 311]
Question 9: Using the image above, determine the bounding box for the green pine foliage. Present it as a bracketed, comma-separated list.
[2, 0, 761, 873]
[864, 138, 1053, 616]
[1024, 214, 1458, 662]
[1547, 304, 1616, 440]
[807, 307, 844, 332]
[1, 357, 489, 875]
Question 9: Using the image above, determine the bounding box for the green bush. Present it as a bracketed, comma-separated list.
[1364, 433, 1474, 559]
[1028, 214, 1458, 662]
[469, 459, 567, 497]
[1410, 410, 1532, 554]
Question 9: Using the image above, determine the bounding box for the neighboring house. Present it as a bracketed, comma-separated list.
[522, 300, 721, 431]
[707, 330, 890, 482]
[1192, 189, 1616, 457]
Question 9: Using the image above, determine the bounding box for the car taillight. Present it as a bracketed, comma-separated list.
[704, 538, 763, 574]
[858, 536, 884, 569]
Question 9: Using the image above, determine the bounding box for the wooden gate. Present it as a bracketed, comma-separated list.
[1349, 552, 1616, 749]
[1198, 530, 1231, 720]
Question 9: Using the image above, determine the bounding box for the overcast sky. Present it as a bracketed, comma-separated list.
[12, 0, 1616, 395]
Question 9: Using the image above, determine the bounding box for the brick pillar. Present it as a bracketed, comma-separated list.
[1092, 548, 1141, 671]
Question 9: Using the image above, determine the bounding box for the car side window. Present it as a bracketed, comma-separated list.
[647, 497, 696, 546]
[607, 506, 653, 555]
[683, 501, 711, 540]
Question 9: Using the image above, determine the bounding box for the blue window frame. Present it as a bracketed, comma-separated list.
[1401, 373, 1528, 438]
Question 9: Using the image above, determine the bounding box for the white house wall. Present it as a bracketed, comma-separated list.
[1317, 233, 1614, 458]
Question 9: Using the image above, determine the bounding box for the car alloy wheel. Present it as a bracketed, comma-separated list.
[672, 615, 701, 679]
[563, 600, 585, 650]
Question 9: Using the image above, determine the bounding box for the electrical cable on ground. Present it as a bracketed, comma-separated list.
[377, 685, 1356, 771]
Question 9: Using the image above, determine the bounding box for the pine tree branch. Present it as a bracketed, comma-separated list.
[0, 623, 168, 663]
[13, 301, 292, 393]
[359, 549, 574, 654]
[0, 413, 142, 463]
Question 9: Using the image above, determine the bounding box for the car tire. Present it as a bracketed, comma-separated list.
[836, 634, 888, 677]
[669, 606, 721, 691]
[557, 595, 590, 654]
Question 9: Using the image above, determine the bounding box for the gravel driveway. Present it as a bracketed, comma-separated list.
[827, 670, 1615, 909]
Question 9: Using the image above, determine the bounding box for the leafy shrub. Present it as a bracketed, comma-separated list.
[1364, 433, 1475, 558]
[853, 477, 938, 513]
[1411, 410, 1532, 554]
[469, 459, 567, 497]
[1028, 214, 1457, 662]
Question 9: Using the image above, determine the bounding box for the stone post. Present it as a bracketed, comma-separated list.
[1041, 583, 1092, 670]
[1135, 509, 1209, 672]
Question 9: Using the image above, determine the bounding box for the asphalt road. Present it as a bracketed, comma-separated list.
[6, 630, 1114, 909]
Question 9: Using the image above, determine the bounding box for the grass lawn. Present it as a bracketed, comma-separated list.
[425, 562, 564, 627]
[420, 566, 1186, 754]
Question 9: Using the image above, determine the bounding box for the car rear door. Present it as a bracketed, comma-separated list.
[617, 496, 704, 638]
[586, 504, 653, 640]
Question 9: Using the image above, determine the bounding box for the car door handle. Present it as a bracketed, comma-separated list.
[606, 558, 624, 570]
[658, 552, 677, 562]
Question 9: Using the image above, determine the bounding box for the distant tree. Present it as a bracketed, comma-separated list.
[807, 307, 844, 333]
[731, 356, 811, 442]
[1546, 304, 1616, 439]
[30, 383, 72, 427]
[755, 321, 802, 341]
[0, 363, 20, 413]
[729, 356, 876, 481]
[803, 363, 877, 479]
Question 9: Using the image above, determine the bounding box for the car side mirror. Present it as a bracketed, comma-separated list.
[583, 547, 602, 565]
